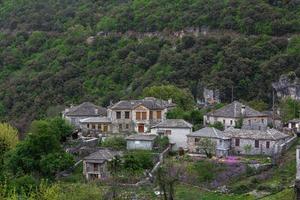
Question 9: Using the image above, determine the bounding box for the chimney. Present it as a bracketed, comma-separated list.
[241, 105, 246, 116]
[95, 109, 98, 115]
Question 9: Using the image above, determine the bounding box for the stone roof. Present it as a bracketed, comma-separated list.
[152, 119, 193, 129]
[109, 97, 176, 110]
[83, 149, 122, 163]
[187, 127, 229, 139]
[126, 134, 157, 141]
[223, 127, 289, 141]
[79, 117, 111, 123]
[63, 102, 107, 117]
[288, 118, 300, 123]
[206, 101, 267, 118]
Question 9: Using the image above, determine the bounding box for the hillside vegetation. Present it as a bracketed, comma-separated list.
[0, 0, 300, 131]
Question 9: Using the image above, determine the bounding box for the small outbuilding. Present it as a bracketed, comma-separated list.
[126, 134, 157, 150]
[83, 149, 122, 180]
[151, 119, 192, 150]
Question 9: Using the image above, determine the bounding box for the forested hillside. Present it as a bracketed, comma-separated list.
[0, 0, 300, 131]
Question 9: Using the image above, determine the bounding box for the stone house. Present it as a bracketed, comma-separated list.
[151, 119, 192, 150]
[187, 127, 231, 157]
[223, 128, 290, 156]
[287, 119, 300, 133]
[79, 117, 112, 135]
[107, 97, 176, 134]
[204, 101, 268, 129]
[62, 102, 107, 127]
[126, 134, 157, 150]
[83, 149, 122, 180]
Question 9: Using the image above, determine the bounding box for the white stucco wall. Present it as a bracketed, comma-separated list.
[151, 127, 192, 150]
[204, 115, 268, 129]
[127, 140, 153, 150]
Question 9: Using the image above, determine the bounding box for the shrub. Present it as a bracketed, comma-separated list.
[124, 150, 154, 171]
[101, 136, 126, 150]
[192, 161, 216, 182]
[154, 136, 169, 151]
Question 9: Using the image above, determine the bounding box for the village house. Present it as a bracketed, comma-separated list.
[223, 127, 290, 156]
[62, 102, 107, 127]
[187, 127, 231, 157]
[287, 119, 300, 133]
[83, 149, 122, 180]
[107, 97, 176, 134]
[151, 119, 192, 150]
[187, 127, 290, 157]
[262, 110, 282, 129]
[203, 101, 268, 129]
[79, 117, 112, 135]
[126, 134, 157, 150]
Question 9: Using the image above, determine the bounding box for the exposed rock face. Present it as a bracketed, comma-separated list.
[272, 74, 300, 100]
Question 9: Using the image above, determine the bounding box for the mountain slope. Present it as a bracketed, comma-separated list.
[0, 0, 300, 131]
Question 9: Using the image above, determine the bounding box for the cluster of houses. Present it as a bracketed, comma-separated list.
[63, 98, 294, 180]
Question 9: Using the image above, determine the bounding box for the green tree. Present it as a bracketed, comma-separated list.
[279, 97, 300, 123]
[0, 123, 18, 170]
[142, 85, 195, 110]
[197, 138, 217, 158]
[40, 152, 74, 177]
[208, 121, 224, 131]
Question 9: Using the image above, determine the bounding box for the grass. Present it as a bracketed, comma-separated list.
[175, 184, 255, 200]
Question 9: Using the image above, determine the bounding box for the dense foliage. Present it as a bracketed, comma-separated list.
[0, 0, 299, 132]
[5, 118, 74, 178]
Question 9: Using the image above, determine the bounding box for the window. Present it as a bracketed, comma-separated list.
[119, 124, 122, 130]
[93, 163, 98, 171]
[125, 124, 129, 129]
[87, 124, 90, 129]
[266, 141, 270, 149]
[195, 138, 200, 144]
[125, 111, 130, 119]
[261, 119, 264, 123]
[165, 130, 172, 135]
[248, 120, 251, 125]
[230, 120, 233, 125]
[103, 125, 108, 132]
[219, 139, 223, 145]
[235, 138, 240, 147]
[136, 112, 141, 120]
[255, 140, 259, 148]
[116, 112, 121, 119]
[92, 124, 96, 129]
[150, 111, 153, 119]
[157, 111, 162, 119]
[223, 119, 225, 124]
[142, 112, 147, 120]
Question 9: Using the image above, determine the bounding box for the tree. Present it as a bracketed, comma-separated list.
[100, 136, 126, 150]
[4, 118, 72, 176]
[155, 161, 179, 200]
[0, 123, 18, 169]
[124, 150, 153, 171]
[142, 85, 195, 110]
[279, 97, 300, 123]
[197, 138, 216, 158]
[248, 100, 268, 112]
[40, 152, 74, 177]
[244, 144, 252, 154]
[208, 121, 224, 131]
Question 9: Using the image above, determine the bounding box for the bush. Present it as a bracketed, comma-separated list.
[154, 136, 169, 151]
[101, 136, 126, 150]
[124, 150, 154, 171]
[192, 160, 220, 182]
